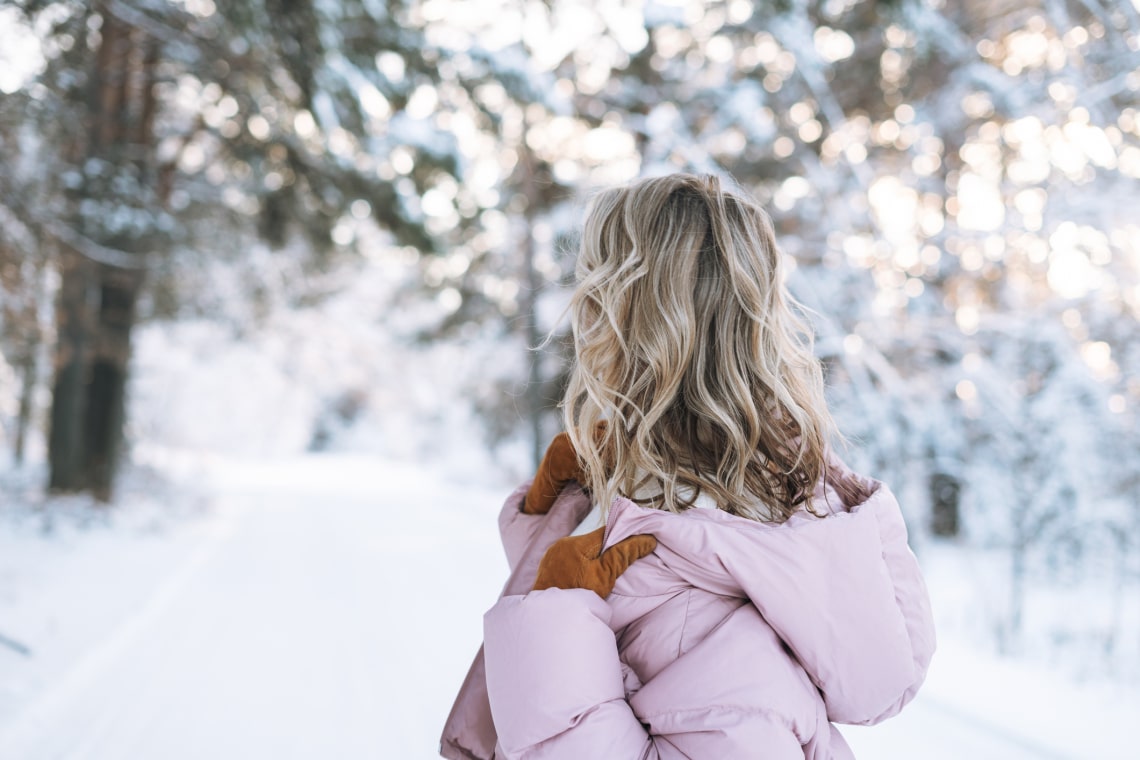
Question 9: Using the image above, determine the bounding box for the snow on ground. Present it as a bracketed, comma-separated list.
[0, 453, 1136, 759]
[0, 454, 504, 759]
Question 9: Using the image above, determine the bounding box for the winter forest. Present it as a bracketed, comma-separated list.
[0, 0, 1138, 757]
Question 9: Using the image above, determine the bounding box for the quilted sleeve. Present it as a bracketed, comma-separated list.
[497, 481, 541, 570]
[482, 588, 664, 760]
[498, 481, 594, 572]
[854, 494, 937, 723]
[734, 487, 936, 726]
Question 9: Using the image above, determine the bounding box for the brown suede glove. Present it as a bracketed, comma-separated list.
[523, 424, 609, 515]
[533, 526, 657, 599]
[522, 432, 581, 515]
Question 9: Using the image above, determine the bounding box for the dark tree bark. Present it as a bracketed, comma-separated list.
[49, 249, 95, 491]
[47, 5, 157, 500]
[85, 265, 144, 500]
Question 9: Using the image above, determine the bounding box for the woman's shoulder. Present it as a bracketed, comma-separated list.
[605, 472, 934, 725]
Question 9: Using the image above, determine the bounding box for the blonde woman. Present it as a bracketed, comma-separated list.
[441, 173, 935, 759]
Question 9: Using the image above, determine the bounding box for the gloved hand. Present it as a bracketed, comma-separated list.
[522, 424, 609, 515]
[533, 526, 657, 599]
[522, 431, 586, 515]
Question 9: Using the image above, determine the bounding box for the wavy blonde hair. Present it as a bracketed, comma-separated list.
[563, 173, 864, 523]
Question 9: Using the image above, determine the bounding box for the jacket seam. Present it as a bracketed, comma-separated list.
[677, 588, 693, 659]
[637, 704, 804, 743]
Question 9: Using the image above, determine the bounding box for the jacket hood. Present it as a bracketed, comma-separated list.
[601, 472, 936, 726]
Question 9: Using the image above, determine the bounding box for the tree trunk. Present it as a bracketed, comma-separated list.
[47, 5, 157, 500]
[49, 249, 95, 491]
[50, 258, 145, 501]
[86, 266, 143, 500]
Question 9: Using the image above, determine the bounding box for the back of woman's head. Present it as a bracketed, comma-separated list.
[564, 172, 855, 523]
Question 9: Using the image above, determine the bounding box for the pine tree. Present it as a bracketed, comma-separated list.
[5, 0, 464, 498]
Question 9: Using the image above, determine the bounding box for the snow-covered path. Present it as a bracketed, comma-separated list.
[0, 455, 1132, 758]
[0, 456, 505, 759]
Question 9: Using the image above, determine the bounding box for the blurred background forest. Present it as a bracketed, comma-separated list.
[1, 0, 1139, 754]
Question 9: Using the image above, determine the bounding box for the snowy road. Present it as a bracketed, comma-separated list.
[0, 456, 506, 759]
[0, 455, 1129, 758]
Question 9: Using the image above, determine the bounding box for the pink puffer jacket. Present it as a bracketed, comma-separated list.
[440, 466, 935, 759]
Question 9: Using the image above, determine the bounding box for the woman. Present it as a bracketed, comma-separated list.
[441, 173, 935, 759]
